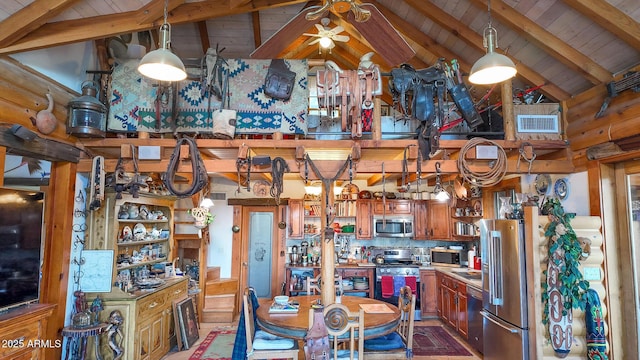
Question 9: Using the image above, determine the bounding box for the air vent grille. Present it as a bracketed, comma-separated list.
[516, 114, 559, 133]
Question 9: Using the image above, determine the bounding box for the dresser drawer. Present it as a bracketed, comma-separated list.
[339, 268, 371, 278]
[164, 281, 187, 301]
[0, 324, 40, 358]
[137, 291, 167, 318]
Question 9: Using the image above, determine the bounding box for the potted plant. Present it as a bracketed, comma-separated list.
[188, 206, 215, 229]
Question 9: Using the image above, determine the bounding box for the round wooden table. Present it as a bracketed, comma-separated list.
[256, 296, 400, 340]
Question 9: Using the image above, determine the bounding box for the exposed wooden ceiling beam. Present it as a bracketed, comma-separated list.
[0, 0, 80, 48]
[370, 0, 470, 70]
[469, 0, 611, 84]
[197, 21, 211, 54]
[403, 0, 570, 102]
[136, 0, 185, 25]
[252, 12, 262, 49]
[251, 5, 317, 58]
[0, 0, 308, 55]
[563, 0, 640, 51]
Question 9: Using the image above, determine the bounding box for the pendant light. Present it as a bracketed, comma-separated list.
[468, 0, 516, 85]
[433, 162, 450, 201]
[137, 0, 187, 82]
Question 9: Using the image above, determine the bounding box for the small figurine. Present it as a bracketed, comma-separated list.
[106, 310, 124, 360]
[90, 296, 104, 325]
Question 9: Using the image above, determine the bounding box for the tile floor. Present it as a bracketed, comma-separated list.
[161, 318, 482, 360]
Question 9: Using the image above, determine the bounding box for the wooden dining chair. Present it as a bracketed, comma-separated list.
[242, 290, 299, 360]
[306, 274, 343, 295]
[307, 303, 364, 359]
[362, 286, 416, 359]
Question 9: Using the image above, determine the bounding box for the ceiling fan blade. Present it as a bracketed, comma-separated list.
[333, 34, 350, 42]
[305, 4, 330, 21]
[302, 33, 321, 37]
[309, 38, 322, 45]
[315, 24, 325, 32]
[330, 25, 345, 34]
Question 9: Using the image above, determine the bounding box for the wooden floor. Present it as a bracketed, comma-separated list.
[161, 318, 482, 360]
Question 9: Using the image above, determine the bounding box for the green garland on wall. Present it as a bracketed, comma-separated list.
[541, 198, 591, 325]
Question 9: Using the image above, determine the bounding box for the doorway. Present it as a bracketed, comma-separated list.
[239, 206, 279, 299]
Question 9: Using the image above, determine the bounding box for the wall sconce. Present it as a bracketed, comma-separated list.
[433, 162, 450, 201]
[468, 0, 516, 85]
[137, 0, 187, 82]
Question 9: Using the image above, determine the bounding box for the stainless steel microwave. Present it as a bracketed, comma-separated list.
[430, 248, 468, 267]
[373, 215, 414, 238]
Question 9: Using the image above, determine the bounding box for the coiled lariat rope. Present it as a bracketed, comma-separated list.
[457, 137, 507, 187]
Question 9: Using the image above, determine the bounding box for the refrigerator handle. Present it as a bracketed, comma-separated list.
[490, 230, 504, 305]
[481, 310, 518, 333]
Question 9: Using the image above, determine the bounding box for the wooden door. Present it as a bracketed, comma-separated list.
[240, 206, 281, 300]
[446, 285, 457, 328]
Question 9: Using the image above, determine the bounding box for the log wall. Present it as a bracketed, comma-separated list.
[0, 56, 77, 143]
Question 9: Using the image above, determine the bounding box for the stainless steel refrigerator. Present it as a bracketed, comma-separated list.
[479, 219, 530, 360]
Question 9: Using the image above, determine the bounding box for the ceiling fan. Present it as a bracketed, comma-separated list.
[306, 0, 371, 22]
[303, 18, 350, 51]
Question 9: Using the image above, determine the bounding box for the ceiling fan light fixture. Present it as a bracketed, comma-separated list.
[319, 36, 333, 48]
[137, 0, 186, 82]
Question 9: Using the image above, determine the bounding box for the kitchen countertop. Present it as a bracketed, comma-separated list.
[286, 263, 377, 269]
[420, 266, 482, 289]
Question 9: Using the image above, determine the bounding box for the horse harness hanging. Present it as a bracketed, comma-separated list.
[163, 137, 209, 197]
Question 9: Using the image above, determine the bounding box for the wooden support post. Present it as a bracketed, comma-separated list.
[0, 146, 5, 187]
[502, 80, 516, 141]
[321, 181, 336, 306]
[120, 144, 133, 159]
[372, 97, 382, 140]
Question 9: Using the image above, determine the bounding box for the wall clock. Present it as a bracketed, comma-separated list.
[535, 174, 552, 195]
[554, 178, 569, 200]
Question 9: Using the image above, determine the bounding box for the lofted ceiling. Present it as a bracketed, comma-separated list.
[0, 0, 638, 186]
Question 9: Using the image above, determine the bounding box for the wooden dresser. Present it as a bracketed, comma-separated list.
[0, 303, 56, 360]
[87, 277, 188, 360]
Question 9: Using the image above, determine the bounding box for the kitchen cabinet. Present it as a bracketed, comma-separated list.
[355, 200, 373, 239]
[372, 199, 412, 215]
[414, 200, 429, 240]
[420, 269, 437, 317]
[427, 200, 451, 240]
[288, 199, 304, 239]
[436, 272, 468, 339]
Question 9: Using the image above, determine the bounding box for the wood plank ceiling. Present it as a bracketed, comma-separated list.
[0, 0, 638, 183]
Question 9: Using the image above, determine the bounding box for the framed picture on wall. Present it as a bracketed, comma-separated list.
[174, 297, 199, 349]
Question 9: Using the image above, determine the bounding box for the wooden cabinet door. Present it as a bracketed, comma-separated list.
[420, 270, 437, 317]
[391, 200, 412, 214]
[446, 286, 457, 329]
[355, 200, 372, 239]
[436, 273, 444, 318]
[427, 200, 451, 240]
[288, 199, 304, 239]
[372, 200, 392, 214]
[457, 286, 468, 339]
[413, 200, 429, 240]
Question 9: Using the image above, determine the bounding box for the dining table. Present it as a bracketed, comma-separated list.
[255, 295, 401, 340]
